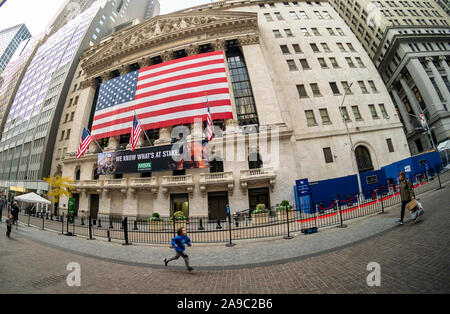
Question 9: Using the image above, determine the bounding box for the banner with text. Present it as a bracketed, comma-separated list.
[97, 141, 209, 175]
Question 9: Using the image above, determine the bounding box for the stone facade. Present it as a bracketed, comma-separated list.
[52, 1, 410, 218]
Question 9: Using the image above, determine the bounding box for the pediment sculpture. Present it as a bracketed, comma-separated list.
[82, 11, 258, 73]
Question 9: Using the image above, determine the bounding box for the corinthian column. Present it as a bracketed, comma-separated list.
[185, 45, 199, 56]
[390, 88, 414, 134]
[154, 127, 172, 146]
[100, 72, 115, 83]
[138, 59, 152, 69]
[161, 51, 172, 63]
[211, 40, 226, 52]
[105, 136, 120, 151]
[425, 57, 450, 106]
[399, 77, 421, 117]
[406, 58, 441, 115]
[438, 55, 450, 79]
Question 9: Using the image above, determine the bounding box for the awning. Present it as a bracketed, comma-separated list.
[437, 140, 450, 152]
[14, 192, 51, 205]
[10, 186, 27, 193]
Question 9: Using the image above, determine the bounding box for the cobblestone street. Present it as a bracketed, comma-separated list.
[1, 177, 449, 294]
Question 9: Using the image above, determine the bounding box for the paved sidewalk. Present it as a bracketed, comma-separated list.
[1, 172, 448, 271]
[1, 176, 449, 293]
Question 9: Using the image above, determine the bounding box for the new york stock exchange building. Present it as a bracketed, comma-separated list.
[53, 0, 410, 220]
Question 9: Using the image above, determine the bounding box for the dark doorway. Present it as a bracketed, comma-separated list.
[90, 194, 99, 219]
[170, 193, 189, 217]
[248, 187, 270, 212]
[355, 146, 374, 173]
[208, 191, 229, 221]
[415, 139, 424, 153]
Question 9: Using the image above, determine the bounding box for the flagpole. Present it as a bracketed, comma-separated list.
[133, 110, 152, 145]
[205, 93, 214, 140]
[86, 128, 104, 153]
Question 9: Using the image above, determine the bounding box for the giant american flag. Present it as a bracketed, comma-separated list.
[91, 51, 233, 140]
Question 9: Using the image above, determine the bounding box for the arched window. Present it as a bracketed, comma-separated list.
[355, 146, 374, 173]
[92, 166, 99, 180]
[248, 152, 263, 170]
[75, 169, 81, 181]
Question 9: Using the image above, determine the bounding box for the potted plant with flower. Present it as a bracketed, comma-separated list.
[251, 204, 270, 225]
[170, 210, 187, 229]
[276, 200, 295, 222]
[148, 212, 165, 230]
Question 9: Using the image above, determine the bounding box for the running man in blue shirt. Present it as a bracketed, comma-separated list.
[164, 227, 193, 271]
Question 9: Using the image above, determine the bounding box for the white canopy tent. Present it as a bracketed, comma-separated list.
[437, 140, 450, 152]
[437, 140, 450, 168]
[14, 192, 51, 214]
[14, 192, 51, 204]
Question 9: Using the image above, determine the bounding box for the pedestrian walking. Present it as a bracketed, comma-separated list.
[397, 171, 414, 225]
[11, 201, 19, 229]
[6, 215, 13, 238]
[0, 200, 4, 222]
[164, 227, 194, 272]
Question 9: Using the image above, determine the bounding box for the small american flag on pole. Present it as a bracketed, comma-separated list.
[130, 114, 143, 152]
[77, 128, 93, 159]
[206, 95, 214, 141]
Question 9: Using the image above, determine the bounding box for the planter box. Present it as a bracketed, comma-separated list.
[252, 213, 269, 226]
[276, 210, 296, 222]
[148, 220, 166, 231]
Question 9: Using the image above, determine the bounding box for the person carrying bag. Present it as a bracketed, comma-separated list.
[397, 171, 414, 225]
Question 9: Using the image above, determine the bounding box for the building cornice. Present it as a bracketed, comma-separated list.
[173, 0, 328, 14]
[376, 32, 450, 73]
[294, 122, 405, 142]
[80, 11, 259, 80]
[373, 25, 450, 64]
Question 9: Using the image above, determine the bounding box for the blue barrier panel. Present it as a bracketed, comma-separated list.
[295, 179, 313, 213]
[359, 169, 387, 199]
[309, 174, 358, 209]
[294, 186, 300, 212]
[296, 151, 442, 209]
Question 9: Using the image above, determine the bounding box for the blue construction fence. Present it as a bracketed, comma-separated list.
[295, 151, 442, 214]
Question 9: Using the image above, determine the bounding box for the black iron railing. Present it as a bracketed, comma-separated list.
[12, 167, 445, 245]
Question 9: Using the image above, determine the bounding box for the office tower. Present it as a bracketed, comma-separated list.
[329, 0, 450, 154]
[0, 0, 157, 198]
[0, 24, 32, 72]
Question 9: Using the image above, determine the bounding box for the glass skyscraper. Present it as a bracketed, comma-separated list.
[0, 24, 31, 73]
[0, 0, 158, 196]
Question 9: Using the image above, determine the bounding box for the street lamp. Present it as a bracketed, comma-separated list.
[338, 83, 363, 197]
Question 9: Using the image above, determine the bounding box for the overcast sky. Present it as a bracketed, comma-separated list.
[0, 0, 215, 36]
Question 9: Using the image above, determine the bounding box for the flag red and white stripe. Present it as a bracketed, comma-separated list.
[91, 50, 233, 140]
[77, 128, 93, 159]
[130, 115, 143, 152]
